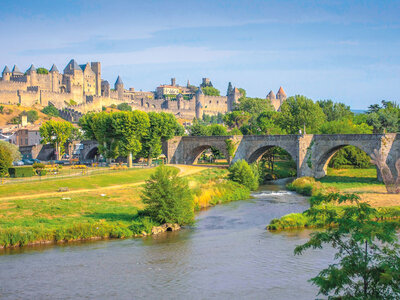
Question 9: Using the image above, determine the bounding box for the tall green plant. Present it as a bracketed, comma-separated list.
[228, 159, 259, 190]
[295, 193, 400, 298]
[141, 165, 194, 225]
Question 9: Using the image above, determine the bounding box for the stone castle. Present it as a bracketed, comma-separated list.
[0, 59, 287, 120]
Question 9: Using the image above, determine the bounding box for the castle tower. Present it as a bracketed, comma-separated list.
[91, 62, 101, 96]
[187, 80, 190, 87]
[227, 87, 241, 111]
[2, 66, 11, 81]
[101, 80, 110, 97]
[195, 87, 204, 119]
[115, 76, 124, 99]
[275, 86, 287, 111]
[177, 93, 183, 110]
[50, 64, 61, 93]
[171, 78, 176, 86]
[26, 64, 37, 86]
[63, 59, 84, 95]
[266, 90, 275, 100]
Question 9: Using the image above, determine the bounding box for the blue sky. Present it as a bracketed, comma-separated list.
[1, 0, 399, 109]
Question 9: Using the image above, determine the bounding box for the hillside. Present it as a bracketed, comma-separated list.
[0, 104, 64, 127]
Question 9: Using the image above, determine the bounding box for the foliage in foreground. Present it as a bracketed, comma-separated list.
[141, 165, 194, 225]
[295, 193, 400, 299]
[228, 159, 259, 191]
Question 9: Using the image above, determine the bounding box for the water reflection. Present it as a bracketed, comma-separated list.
[0, 181, 335, 300]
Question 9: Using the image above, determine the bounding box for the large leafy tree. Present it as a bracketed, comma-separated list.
[40, 120, 74, 160]
[112, 111, 149, 167]
[317, 99, 354, 122]
[139, 112, 178, 165]
[366, 101, 399, 133]
[223, 111, 251, 129]
[234, 97, 273, 116]
[277, 95, 326, 134]
[0, 141, 21, 162]
[202, 86, 220, 96]
[0, 144, 13, 176]
[295, 193, 400, 299]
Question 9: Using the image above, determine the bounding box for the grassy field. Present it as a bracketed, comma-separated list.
[0, 168, 157, 198]
[269, 166, 400, 230]
[0, 165, 250, 248]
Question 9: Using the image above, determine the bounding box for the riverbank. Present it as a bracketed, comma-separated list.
[0, 166, 249, 249]
[267, 167, 400, 230]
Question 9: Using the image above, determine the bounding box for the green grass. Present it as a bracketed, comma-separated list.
[318, 167, 381, 190]
[0, 168, 160, 198]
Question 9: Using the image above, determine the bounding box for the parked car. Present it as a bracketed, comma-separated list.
[13, 161, 24, 166]
[22, 159, 34, 165]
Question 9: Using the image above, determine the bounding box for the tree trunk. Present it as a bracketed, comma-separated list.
[148, 154, 153, 166]
[128, 152, 132, 168]
[55, 143, 60, 160]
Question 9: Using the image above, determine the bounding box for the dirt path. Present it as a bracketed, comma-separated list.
[0, 165, 207, 201]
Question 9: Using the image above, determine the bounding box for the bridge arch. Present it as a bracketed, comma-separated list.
[85, 146, 100, 161]
[188, 144, 227, 165]
[313, 143, 375, 178]
[247, 144, 296, 164]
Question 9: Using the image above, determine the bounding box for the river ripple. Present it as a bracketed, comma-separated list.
[0, 181, 335, 300]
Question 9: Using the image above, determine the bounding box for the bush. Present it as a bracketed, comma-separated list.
[8, 166, 35, 178]
[41, 105, 60, 117]
[33, 162, 45, 170]
[286, 177, 325, 196]
[0, 145, 12, 176]
[228, 159, 259, 191]
[141, 165, 194, 225]
[36, 169, 47, 176]
[117, 103, 132, 111]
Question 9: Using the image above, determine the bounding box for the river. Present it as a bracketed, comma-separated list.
[0, 180, 335, 299]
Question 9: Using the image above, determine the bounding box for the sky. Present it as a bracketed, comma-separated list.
[0, 0, 399, 109]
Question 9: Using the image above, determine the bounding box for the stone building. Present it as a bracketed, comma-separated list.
[0, 59, 287, 121]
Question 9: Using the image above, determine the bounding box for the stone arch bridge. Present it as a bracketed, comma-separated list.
[163, 134, 400, 179]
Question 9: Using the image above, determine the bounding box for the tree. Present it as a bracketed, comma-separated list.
[0, 141, 21, 162]
[112, 111, 149, 167]
[78, 112, 97, 140]
[277, 95, 326, 134]
[0, 144, 13, 177]
[366, 101, 399, 133]
[223, 111, 251, 129]
[208, 124, 228, 136]
[142, 165, 194, 225]
[202, 86, 220, 96]
[139, 112, 178, 165]
[26, 110, 39, 123]
[41, 105, 60, 117]
[36, 67, 48, 74]
[317, 100, 353, 122]
[188, 119, 210, 136]
[117, 103, 132, 111]
[40, 120, 74, 160]
[228, 160, 259, 190]
[234, 97, 273, 116]
[295, 193, 400, 299]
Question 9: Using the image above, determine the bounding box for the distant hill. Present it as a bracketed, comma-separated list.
[351, 109, 367, 115]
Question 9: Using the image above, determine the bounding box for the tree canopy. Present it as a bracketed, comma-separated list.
[40, 120, 75, 160]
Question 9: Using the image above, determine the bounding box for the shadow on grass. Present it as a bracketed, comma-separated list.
[84, 212, 140, 222]
[318, 176, 380, 185]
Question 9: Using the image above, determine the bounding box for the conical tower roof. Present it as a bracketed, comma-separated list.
[233, 87, 240, 94]
[12, 65, 23, 74]
[115, 76, 123, 85]
[64, 59, 81, 73]
[276, 86, 286, 96]
[2, 66, 10, 74]
[266, 90, 276, 100]
[27, 64, 36, 73]
[50, 64, 59, 73]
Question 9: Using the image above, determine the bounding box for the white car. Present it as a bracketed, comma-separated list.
[13, 161, 24, 166]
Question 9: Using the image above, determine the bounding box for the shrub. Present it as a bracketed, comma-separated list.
[36, 169, 47, 176]
[286, 177, 325, 196]
[33, 162, 45, 170]
[141, 165, 194, 225]
[41, 105, 60, 117]
[0, 145, 12, 176]
[228, 159, 259, 191]
[8, 166, 35, 178]
[117, 103, 132, 111]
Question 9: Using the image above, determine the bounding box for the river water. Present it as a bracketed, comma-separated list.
[0, 181, 335, 299]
